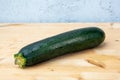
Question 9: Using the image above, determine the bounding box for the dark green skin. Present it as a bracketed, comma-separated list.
[18, 27, 105, 66]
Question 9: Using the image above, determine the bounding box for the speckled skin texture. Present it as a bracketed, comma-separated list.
[0, 0, 119, 22]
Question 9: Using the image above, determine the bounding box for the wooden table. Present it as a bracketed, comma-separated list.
[0, 23, 120, 80]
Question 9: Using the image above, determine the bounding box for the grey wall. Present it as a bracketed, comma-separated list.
[0, 0, 120, 22]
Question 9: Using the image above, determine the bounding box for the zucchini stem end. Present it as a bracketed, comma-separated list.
[14, 53, 26, 68]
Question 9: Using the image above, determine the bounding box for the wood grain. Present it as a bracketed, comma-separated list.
[0, 23, 120, 80]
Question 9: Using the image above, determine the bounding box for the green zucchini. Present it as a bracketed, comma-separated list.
[14, 27, 105, 68]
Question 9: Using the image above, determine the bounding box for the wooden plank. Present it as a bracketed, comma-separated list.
[0, 23, 120, 80]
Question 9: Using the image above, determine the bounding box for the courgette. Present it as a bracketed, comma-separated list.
[14, 27, 105, 68]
